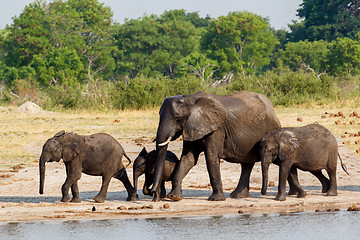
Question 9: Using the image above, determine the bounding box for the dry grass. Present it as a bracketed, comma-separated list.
[1, 103, 359, 169]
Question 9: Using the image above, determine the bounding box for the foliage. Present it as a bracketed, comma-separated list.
[1, 2, 360, 110]
[277, 40, 330, 72]
[113, 10, 201, 79]
[201, 11, 279, 76]
[325, 36, 360, 75]
[296, 0, 360, 41]
[2, 0, 115, 86]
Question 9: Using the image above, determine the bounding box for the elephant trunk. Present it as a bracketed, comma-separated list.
[39, 157, 46, 194]
[261, 161, 270, 195]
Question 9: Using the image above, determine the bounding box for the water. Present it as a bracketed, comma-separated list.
[1, 211, 359, 240]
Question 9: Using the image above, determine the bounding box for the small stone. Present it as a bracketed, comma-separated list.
[238, 210, 244, 214]
[163, 203, 170, 209]
[117, 206, 127, 210]
[268, 181, 275, 187]
[92, 206, 96, 212]
[297, 117, 303, 122]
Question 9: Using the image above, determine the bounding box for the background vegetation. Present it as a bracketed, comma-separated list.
[0, 0, 360, 110]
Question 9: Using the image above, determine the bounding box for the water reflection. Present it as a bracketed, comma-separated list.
[1, 211, 360, 240]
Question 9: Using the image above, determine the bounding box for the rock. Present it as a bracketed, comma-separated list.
[163, 203, 170, 209]
[268, 181, 275, 187]
[297, 117, 303, 122]
[117, 206, 127, 210]
[18, 101, 42, 114]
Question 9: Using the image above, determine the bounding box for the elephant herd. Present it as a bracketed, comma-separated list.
[39, 91, 349, 203]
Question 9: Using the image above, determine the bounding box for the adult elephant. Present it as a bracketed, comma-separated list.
[151, 91, 282, 201]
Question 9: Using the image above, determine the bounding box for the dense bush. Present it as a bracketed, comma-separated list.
[1, 69, 359, 110]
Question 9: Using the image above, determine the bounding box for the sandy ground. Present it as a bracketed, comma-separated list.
[1, 134, 360, 223]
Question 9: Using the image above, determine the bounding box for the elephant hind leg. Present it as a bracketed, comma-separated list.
[230, 163, 254, 199]
[325, 168, 338, 196]
[287, 167, 306, 198]
[310, 170, 330, 193]
[93, 175, 112, 203]
[114, 168, 134, 201]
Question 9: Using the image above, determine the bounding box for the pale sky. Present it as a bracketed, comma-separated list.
[0, 0, 303, 30]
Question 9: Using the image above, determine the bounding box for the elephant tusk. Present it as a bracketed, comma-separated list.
[157, 137, 172, 147]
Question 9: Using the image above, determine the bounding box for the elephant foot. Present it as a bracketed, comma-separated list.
[326, 190, 338, 196]
[70, 197, 81, 203]
[93, 196, 105, 203]
[60, 195, 71, 202]
[322, 185, 330, 193]
[274, 194, 286, 201]
[130, 195, 138, 201]
[152, 197, 161, 202]
[297, 191, 307, 198]
[167, 189, 183, 201]
[288, 189, 298, 196]
[230, 189, 249, 199]
[208, 192, 226, 201]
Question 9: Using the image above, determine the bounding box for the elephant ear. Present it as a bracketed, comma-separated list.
[139, 147, 148, 156]
[62, 133, 81, 162]
[278, 130, 299, 161]
[183, 93, 225, 141]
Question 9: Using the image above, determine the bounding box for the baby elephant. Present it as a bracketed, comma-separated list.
[131, 147, 179, 202]
[260, 124, 348, 201]
[39, 130, 134, 203]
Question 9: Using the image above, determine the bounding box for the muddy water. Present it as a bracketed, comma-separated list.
[1, 211, 359, 239]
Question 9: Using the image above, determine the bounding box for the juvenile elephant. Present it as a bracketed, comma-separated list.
[260, 124, 349, 201]
[131, 147, 179, 202]
[39, 130, 134, 203]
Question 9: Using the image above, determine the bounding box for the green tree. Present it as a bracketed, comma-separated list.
[325, 36, 360, 75]
[114, 10, 201, 79]
[201, 11, 278, 76]
[3, 0, 114, 86]
[278, 40, 330, 73]
[297, 0, 360, 41]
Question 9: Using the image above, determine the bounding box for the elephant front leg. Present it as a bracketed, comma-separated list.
[70, 182, 81, 202]
[61, 161, 81, 202]
[230, 163, 254, 199]
[167, 141, 202, 201]
[204, 132, 226, 201]
[275, 162, 292, 201]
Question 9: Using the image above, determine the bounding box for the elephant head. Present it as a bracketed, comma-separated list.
[39, 131, 82, 194]
[260, 129, 299, 195]
[152, 91, 225, 193]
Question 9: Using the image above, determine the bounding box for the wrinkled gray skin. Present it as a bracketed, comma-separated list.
[151, 91, 288, 201]
[131, 147, 179, 202]
[39, 131, 134, 203]
[260, 124, 349, 201]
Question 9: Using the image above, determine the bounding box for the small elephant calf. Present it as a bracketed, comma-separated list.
[260, 124, 349, 201]
[131, 147, 179, 202]
[39, 130, 134, 203]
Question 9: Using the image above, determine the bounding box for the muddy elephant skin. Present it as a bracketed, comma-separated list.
[152, 91, 283, 201]
[260, 124, 349, 201]
[39, 131, 134, 203]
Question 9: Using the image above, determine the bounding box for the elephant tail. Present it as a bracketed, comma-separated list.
[123, 152, 132, 168]
[338, 153, 349, 175]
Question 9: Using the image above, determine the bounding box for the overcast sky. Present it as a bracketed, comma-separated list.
[1, 0, 303, 30]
